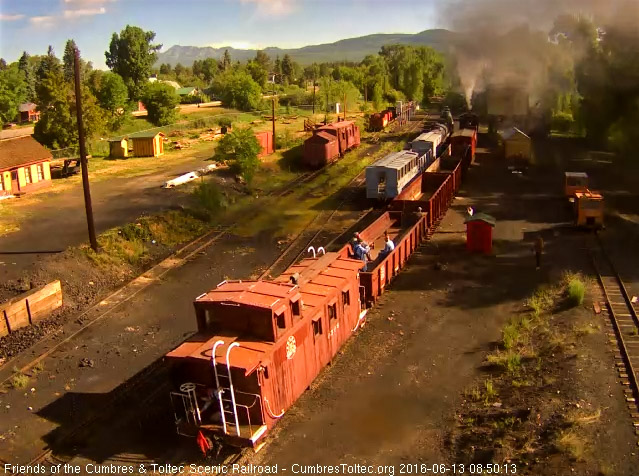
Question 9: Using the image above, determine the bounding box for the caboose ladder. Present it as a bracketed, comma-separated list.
[211, 340, 241, 437]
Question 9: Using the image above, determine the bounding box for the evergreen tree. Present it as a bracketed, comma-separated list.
[63, 39, 78, 83]
[221, 50, 232, 72]
[18, 51, 36, 102]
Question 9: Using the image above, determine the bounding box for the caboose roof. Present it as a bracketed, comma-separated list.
[196, 280, 299, 310]
[308, 131, 335, 143]
[317, 120, 355, 131]
[166, 334, 271, 375]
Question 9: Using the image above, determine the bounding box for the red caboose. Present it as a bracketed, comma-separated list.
[165, 252, 366, 450]
[303, 121, 360, 168]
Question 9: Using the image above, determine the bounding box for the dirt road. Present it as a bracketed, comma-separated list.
[0, 148, 213, 282]
[0, 127, 34, 140]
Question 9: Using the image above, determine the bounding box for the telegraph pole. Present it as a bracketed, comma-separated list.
[312, 82, 316, 115]
[73, 47, 98, 252]
[271, 98, 276, 143]
[343, 93, 346, 121]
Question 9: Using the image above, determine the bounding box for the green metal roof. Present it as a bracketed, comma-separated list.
[177, 87, 196, 95]
[464, 212, 496, 226]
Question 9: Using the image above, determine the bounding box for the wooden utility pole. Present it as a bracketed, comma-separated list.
[312, 83, 316, 115]
[73, 47, 98, 252]
[271, 98, 276, 143]
[343, 93, 346, 121]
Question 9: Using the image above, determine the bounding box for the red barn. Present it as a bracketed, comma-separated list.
[465, 213, 496, 254]
[18, 103, 40, 123]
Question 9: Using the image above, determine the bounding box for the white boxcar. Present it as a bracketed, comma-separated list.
[366, 150, 423, 200]
[410, 130, 442, 159]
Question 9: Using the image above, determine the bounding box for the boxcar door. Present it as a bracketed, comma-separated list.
[326, 299, 340, 359]
[311, 311, 330, 376]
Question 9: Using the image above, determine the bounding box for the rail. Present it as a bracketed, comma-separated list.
[590, 235, 639, 418]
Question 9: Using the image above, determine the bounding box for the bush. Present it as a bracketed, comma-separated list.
[275, 129, 303, 150]
[141, 82, 179, 126]
[192, 180, 226, 221]
[215, 127, 261, 185]
[567, 278, 586, 306]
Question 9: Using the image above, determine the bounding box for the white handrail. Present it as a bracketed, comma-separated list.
[317, 246, 326, 255]
[226, 342, 241, 436]
[211, 340, 226, 432]
[308, 246, 316, 258]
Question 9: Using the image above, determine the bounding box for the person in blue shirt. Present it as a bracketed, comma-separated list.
[378, 232, 395, 260]
[353, 241, 371, 271]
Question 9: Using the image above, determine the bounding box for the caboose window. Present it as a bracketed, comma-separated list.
[291, 299, 301, 317]
[276, 312, 286, 330]
[328, 303, 337, 320]
[312, 319, 323, 336]
[342, 290, 350, 307]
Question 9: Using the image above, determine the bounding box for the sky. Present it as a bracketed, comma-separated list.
[0, 0, 440, 69]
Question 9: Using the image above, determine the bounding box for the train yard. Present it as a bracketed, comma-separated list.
[0, 108, 638, 475]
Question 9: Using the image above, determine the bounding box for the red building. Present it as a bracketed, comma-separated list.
[18, 103, 40, 123]
[255, 131, 273, 157]
[465, 213, 496, 254]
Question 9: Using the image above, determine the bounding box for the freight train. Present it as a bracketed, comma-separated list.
[165, 120, 478, 455]
[369, 101, 417, 132]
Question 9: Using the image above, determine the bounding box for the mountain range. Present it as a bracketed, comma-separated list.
[155, 29, 458, 67]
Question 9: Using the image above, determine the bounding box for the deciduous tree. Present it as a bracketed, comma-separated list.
[105, 25, 162, 100]
[210, 70, 262, 111]
[0, 65, 27, 123]
[141, 81, 179, 126]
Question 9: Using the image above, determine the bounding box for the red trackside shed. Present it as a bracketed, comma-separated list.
[302, 121, 360, 168]
[255, 131, 274, 157]
[465, 213, 496, 254]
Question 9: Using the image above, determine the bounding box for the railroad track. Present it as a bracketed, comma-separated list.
[590, 235, 639, 428]
[258, 171, 372, 280]
[23, 362, 171, 473]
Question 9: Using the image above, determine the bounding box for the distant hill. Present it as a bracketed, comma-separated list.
[155, 29, 458, 67]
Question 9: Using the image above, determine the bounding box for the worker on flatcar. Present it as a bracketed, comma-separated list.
[379, 232, 395, 260]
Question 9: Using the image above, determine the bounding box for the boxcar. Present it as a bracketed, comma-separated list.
[366, 149, 434, 200]
[302, 121, 360, 168]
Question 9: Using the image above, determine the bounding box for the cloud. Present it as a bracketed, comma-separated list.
[64, 0, 116, 3]
[240, 0, 296, 17]
[29, 15, 57, 25]
[0, 14, 25, 21]
[63, 7, 107, 18]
